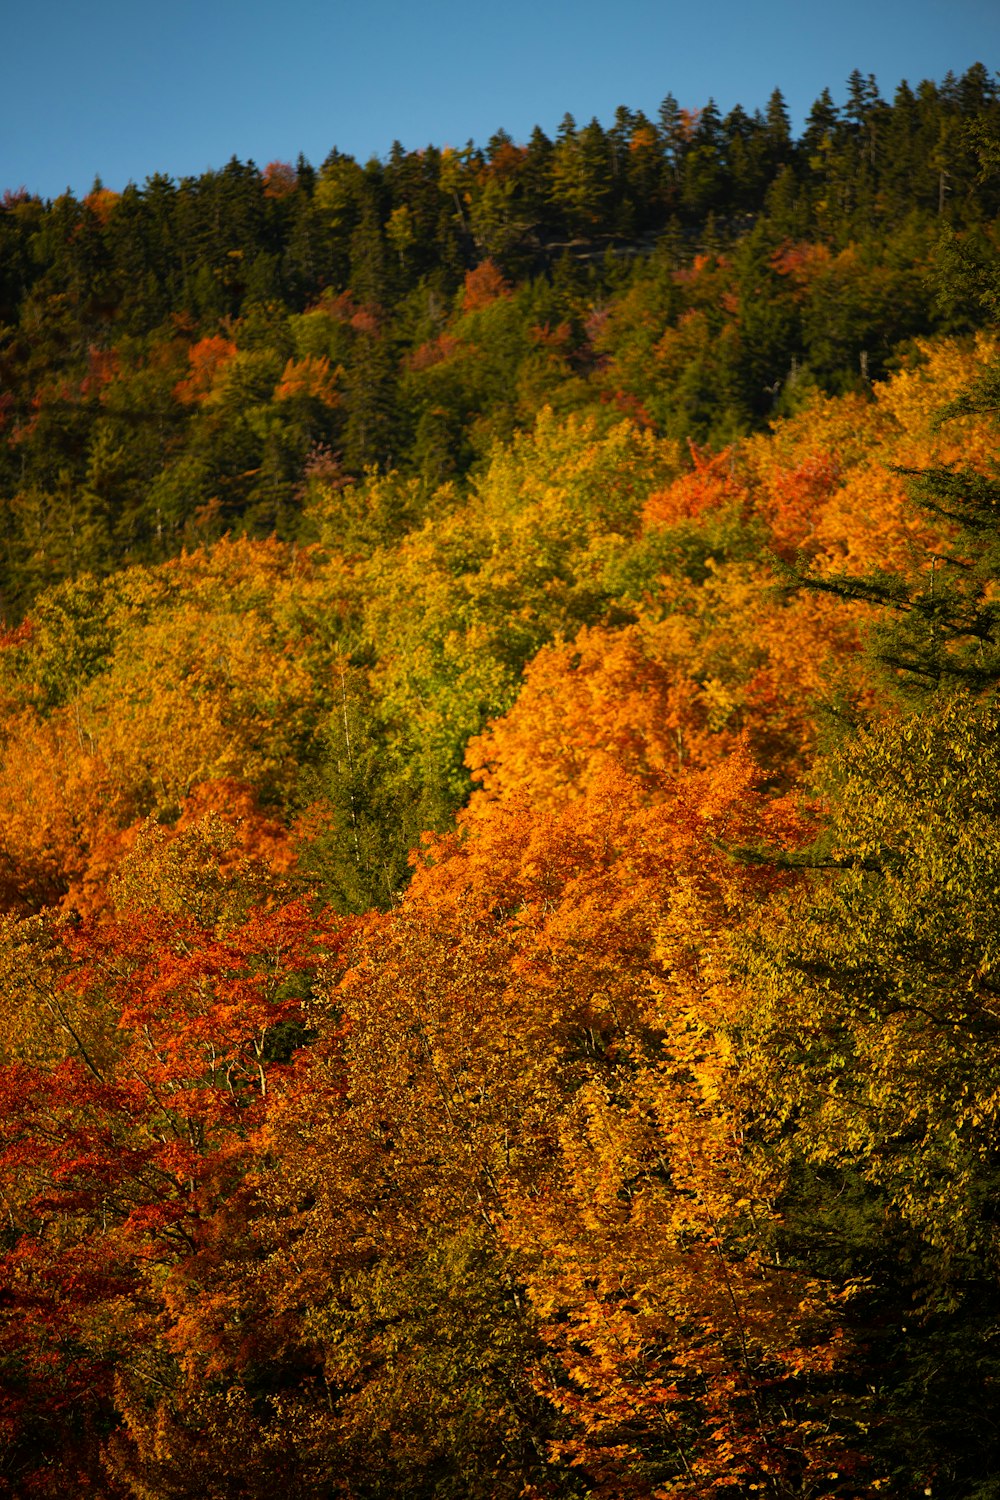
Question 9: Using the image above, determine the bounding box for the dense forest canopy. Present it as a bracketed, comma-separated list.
[1, 64, 1000, 1498]
[1, 62, 998, 617]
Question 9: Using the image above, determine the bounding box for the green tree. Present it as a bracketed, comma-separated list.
[739, 694, 1000, 1495]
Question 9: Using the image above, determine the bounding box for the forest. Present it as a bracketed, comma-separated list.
[0, 61, 999, 1497]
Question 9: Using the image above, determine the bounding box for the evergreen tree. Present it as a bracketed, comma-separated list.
[680, 98, 729, 219]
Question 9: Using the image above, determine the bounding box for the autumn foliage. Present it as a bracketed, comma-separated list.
[0, 68, 999, 1495]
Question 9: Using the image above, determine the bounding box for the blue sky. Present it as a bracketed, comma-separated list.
[3, 0, 997, 200]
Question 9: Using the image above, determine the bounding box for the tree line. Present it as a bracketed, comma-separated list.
[0, 64, 997, 618]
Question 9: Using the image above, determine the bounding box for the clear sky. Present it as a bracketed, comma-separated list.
[3, 0, 997, 200]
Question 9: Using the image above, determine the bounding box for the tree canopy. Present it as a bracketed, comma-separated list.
[0, 62, 999, 1498]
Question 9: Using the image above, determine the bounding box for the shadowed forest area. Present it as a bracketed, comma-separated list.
[1, 64, 1000, 1498]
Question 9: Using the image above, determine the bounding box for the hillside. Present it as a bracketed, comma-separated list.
[0, 66, 999, 1499]
[1, 64, 997, 619]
